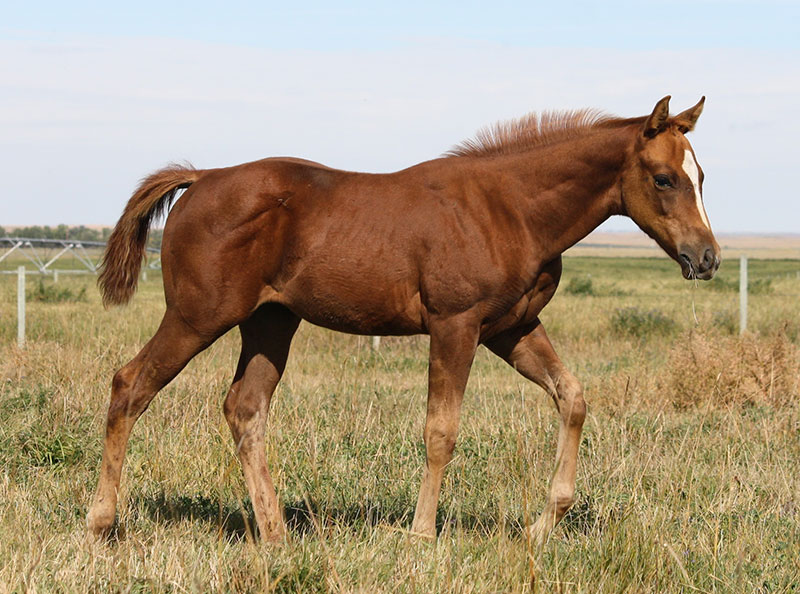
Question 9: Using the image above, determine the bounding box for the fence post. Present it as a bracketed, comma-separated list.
[371, 336, 381, 351]
[53, 269, 59, 283]
[17, 266, 26, 347]
[739, 255, 748, 335]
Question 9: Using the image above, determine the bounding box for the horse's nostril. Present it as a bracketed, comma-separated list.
[700, 248, 715, 271]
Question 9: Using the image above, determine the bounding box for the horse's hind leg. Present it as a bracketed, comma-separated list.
[87, 308, 219, 539]
[486, 319, 586, 547]
[223, 304, 300, 542]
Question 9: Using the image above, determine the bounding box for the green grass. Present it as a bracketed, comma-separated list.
[563, 276, 595, 296]
[0, 256, 798, 592]
[610, 307, 678, 338]
[27, 278, 88, 303]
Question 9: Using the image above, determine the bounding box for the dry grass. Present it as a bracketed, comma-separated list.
[663, 330, 800, 408]
[0, 257, 799, 592]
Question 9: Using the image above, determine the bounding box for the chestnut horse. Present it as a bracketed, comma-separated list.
[88, 96, 720, 545]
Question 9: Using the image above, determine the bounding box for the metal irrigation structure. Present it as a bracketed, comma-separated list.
[3, 237, 797, 347]
[0, 237, 161, 275]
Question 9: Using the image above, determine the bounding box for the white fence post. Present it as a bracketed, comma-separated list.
[371, 336, 381, 351]
[739, 255, 748, 335]
[17, 266, 26, 347]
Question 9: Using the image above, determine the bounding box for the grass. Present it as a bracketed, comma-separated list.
[27, 279, 88, 303]
[0, 256, 799, 592]
[563, 276, 595, 296]
[610, 307, 678, 338]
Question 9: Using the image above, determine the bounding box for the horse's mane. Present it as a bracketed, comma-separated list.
[445, 109, 646, 158]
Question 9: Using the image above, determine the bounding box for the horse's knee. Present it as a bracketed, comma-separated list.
[423, 421, 457, 466]
[224, 384, 261, 422]
[222, 385, 241, 425]
[557, 376, 585, 428]
[224, 385, 266, 451]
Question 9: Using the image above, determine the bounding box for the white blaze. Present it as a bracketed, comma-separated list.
[682, 149, 710, 230]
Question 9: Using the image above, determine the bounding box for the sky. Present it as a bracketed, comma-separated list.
[1, 1, 799, 233]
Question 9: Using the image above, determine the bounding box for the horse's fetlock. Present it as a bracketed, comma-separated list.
[550, 492, 576, 515]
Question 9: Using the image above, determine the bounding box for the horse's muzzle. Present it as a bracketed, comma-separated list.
[679, 247, 720, 281]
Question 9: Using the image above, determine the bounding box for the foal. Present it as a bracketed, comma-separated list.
[88, 96, 719, 544]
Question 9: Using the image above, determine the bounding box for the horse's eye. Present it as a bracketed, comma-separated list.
[653, 174, 672, 189]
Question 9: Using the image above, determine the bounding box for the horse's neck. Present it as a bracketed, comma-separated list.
[501, 126, 635, 261]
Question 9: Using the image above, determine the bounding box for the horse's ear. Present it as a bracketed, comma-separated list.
[643, 96, 671, 138]
[674, 96, 705, 133]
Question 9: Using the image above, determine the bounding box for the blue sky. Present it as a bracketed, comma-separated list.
[2, 1, 799, 232]
[5, 1, 798, 50]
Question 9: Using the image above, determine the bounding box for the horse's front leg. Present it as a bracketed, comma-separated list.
[411, 315, 480, 538]
[486, 319, 586, 547]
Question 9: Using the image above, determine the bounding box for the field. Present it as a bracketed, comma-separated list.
[0, 254, 799, 592]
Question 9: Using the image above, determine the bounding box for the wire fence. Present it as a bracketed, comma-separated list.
[7, 252, 799, 348]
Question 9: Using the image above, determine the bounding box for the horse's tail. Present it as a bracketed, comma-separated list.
[98, 164, 202, 307]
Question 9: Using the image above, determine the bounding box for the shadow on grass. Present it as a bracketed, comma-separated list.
[282, 497, 413, 537]
[128, 491, 608, 543]
[130, 492, 497, 542]
[130, 493, 255, 542]
[128, 492, 417, 542]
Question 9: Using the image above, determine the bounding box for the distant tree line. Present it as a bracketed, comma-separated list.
[0, 225, 163, 249]
[1, 225, 111, 241]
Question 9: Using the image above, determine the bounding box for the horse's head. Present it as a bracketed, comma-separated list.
[621, 96, 720, 280]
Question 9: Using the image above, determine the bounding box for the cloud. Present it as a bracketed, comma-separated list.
[1, 35, 798, 231]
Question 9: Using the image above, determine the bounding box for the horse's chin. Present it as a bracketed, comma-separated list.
[679, 255, 696, 280]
